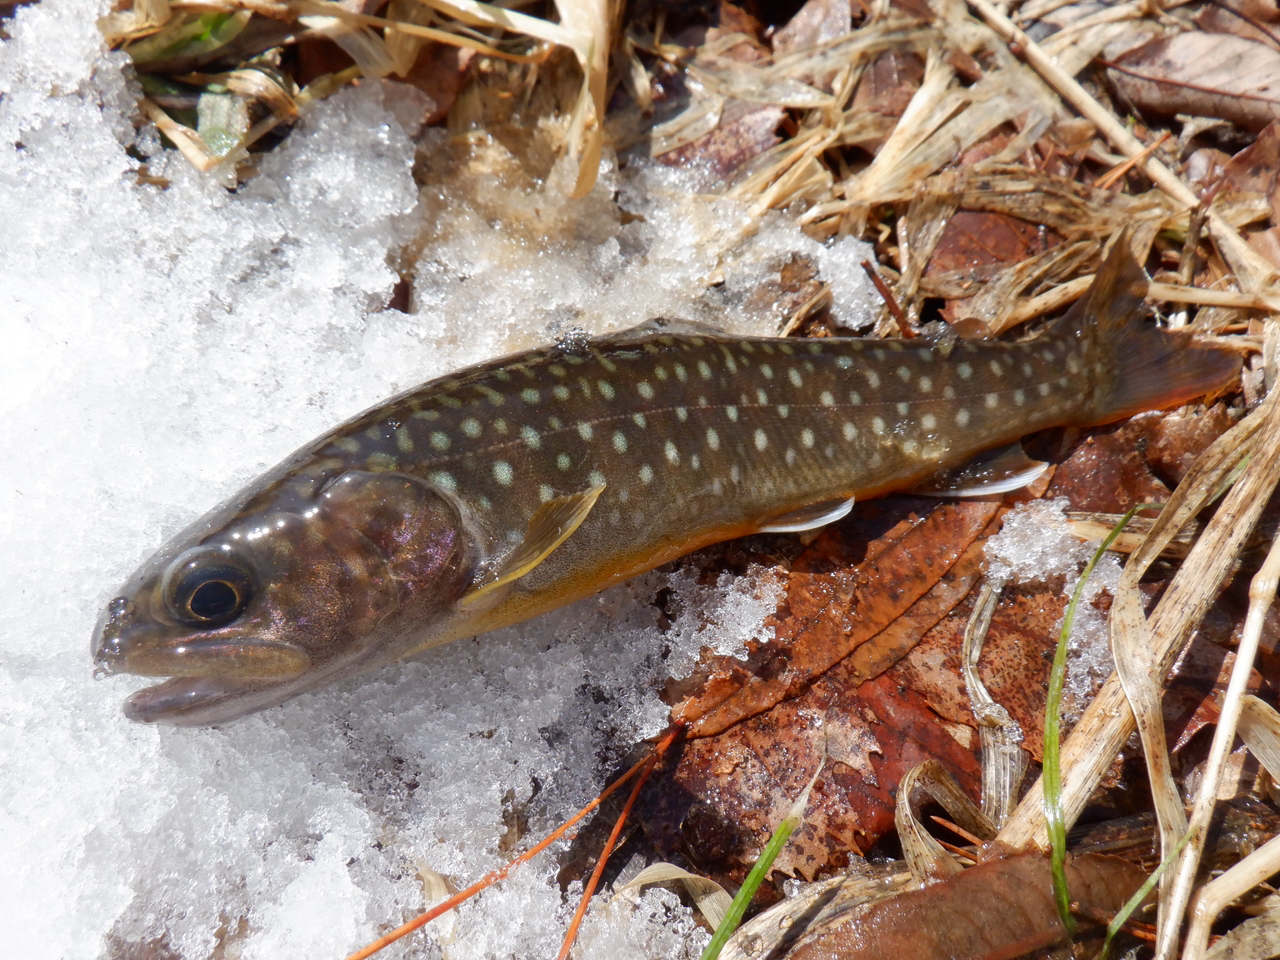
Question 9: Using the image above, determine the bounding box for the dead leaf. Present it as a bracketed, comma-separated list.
[1108, 32, 1280, 131]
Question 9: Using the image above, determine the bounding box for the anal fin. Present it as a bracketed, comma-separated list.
[913, 443, 1048, 497]
[758, 497, 856, 533]
[459, 483, 606, 611]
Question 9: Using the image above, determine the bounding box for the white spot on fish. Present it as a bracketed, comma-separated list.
[918, 376, 933, 393]
[788, 368, 803, 387]
[676, 407, 689, 422]
[754, 429, 768, 451]
[396, 426, 414, 453]
[942, 386, 956, 400]
[553, 385, 570, 401]
[493, 461, 514, 486]
[690, 454, 701, 470]
[578, 423, 594, 440]
[521, 426, 541, 449]
[638, 381, 655, 400]
[639, 464, 654, 484]
[1022, 362, 1034, 377]
[921, 413, 937, 430]
[461, 417, 482, 438]
[598, 381, 616, 400]
[675, 363, 688, 382]
[430, 432, 451, 451]
[548, 416, 563, 430]
[837, 356, 853, 370]
[760, 364, 774, 380]
[655, 366, 668, 381]
[1038, 382, 1052, 396]
[984, 393, 1000, 409]
[849, 390, 862, 404]
[549, 364, 567, 378]
[801, 428, 815, 447]
[871, 416, 886, 434]
[539, 484, 554, 502]
[1013, 389, 1026, 406]
[902, 439, 919, 455]
[896, 402, 910, 415]
[957, 362, 973, 380]
[612, 431, 628, 453]
[955, 408, 971, 427]
[785, 448, 797, 465]
[989, 359, 1004, 376]
[843, 422, 857, 441]
[588, 469, 606, 488]
[429, 470, 457, 492]
[820, 390, 835, 406]
[777, 405, 790, 418]
[865, 370, 881, 388]
[897, 365, 911, 381]
[730, 464, 742, 483]
[756, 388, 769, 404]
[707, 427, 721, 450]
[557, 453, 572, 471]
[727, 406, 739, 421]
[665, 441, 679, 464]
[632, 412, 647, 428]
[522, 388, 540, 404]
[698, 360, 713, 379]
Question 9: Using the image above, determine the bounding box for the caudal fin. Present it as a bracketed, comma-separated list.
[1070, 230, 1239, 426]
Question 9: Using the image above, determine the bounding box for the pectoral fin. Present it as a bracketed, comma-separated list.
[459, 483, 607, 611]
[758, 497, 856, 533]
[913, 444, 1048, 497]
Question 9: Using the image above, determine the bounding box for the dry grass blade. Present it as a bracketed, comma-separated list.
[619, 864, 733, 929]
[964, 0, 1280, 306]
[895, 759, 997, 881]
[1169, 467, 1280, 960]
[1186, 698, 1280, 960]
[999, 366, 1276, 851]
[960, 579, 1026, 827]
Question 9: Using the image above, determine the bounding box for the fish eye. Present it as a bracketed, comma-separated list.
[162, 548, 255, 627]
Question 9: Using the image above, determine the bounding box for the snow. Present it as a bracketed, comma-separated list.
[0, 2, 867, 956]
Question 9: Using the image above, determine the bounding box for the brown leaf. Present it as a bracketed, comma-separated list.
[1108, 32, 1280, 131]
[675, 496, 1004, 737]
[785, 852, 1149, 960]
[642, 662, 984, 881]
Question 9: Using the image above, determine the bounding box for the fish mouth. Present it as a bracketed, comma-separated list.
[123, 675, 294, 726]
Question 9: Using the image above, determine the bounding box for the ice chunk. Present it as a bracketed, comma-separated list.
[984, 498, 1122, 708]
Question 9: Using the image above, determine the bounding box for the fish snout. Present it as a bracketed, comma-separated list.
[92, 596, 136, 675]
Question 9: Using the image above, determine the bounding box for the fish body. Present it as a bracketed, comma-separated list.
[92, 244, 1237, 724]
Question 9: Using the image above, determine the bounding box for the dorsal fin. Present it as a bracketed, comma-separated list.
[458, 483, 606, 611]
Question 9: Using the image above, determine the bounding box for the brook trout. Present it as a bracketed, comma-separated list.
[93, 239, 1236, 724]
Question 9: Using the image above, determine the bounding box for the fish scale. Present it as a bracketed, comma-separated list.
[92, 241, 1238, 725]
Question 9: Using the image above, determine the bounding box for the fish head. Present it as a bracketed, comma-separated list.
[93, 470, 474, 725]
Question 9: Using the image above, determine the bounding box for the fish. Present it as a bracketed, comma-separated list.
[92, 237, 1238, 725]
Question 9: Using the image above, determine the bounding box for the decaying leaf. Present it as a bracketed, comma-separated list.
[1108, 32, 1280, 132]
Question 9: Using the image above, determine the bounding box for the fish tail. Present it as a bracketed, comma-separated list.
[1067, 233, 1239, 426]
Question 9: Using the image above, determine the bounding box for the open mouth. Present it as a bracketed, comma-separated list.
[123, 674, 303, 725]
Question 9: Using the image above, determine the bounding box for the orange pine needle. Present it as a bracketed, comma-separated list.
[555, 746, 664, 959]
[344, 724, 684, 960]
